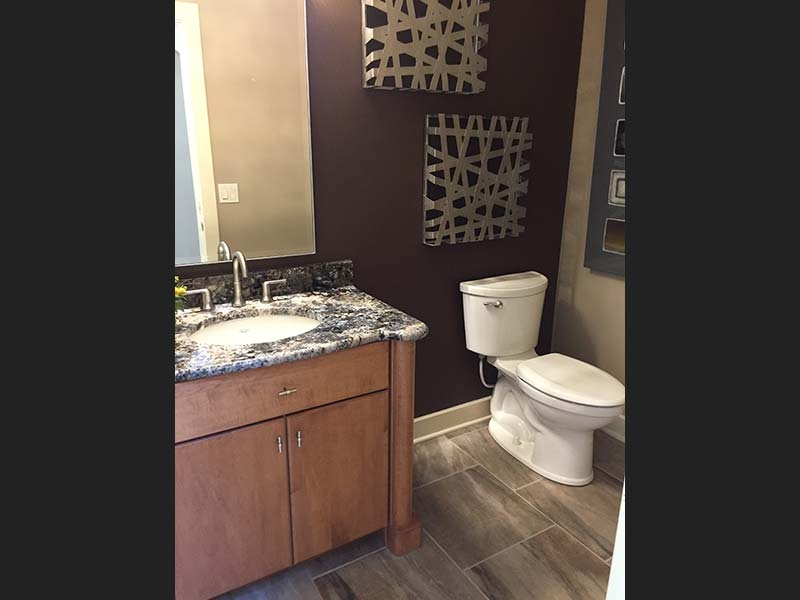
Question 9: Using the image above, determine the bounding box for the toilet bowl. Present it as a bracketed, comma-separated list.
[460, 272, 625, 486]
[489, 351, 624, 485]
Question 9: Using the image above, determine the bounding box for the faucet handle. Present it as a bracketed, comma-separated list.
[183, 288, 215, 312]
[261, 279, 287, 303]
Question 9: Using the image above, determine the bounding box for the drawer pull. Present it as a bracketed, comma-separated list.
[296, 430, 302, 448]
[277, 387, 298, 397]
[277, 436, 283, 454]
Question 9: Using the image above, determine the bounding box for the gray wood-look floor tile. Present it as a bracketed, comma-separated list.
[413, 436, 477, 488]
[220, 531, 384, 599]
[219, 564, 322, 600]
[467, 526, 610, 600]
[309, 531, 386, 577]
[593, 430, 624, 481]
[413, 465, 553, 569]
[444, 421, 489, 439]
[314, 532, 484, 600]
[451, 427, 542, 490]
[516, 470, 623, 560]
[220, 425, 624, 599]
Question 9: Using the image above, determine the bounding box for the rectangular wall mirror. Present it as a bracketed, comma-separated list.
[175, 0, 315, 266]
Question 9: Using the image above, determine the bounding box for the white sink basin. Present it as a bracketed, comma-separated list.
[190, 315, 320, 346]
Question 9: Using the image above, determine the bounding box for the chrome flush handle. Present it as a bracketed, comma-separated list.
[277, 436, 283, 454]
[296, 430, 302, 448]
[277, 387, 298, 397]
[483, 300, 503, 309]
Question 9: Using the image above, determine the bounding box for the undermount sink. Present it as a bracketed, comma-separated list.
[190, 314, 320, 346]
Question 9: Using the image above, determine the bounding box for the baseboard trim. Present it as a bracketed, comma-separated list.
[602, 415, 625, 443]
[414, 397, 624, 444]
[413, 396, 491, 443]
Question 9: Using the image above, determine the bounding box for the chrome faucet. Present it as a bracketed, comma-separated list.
[231, 251, 248, 307]
[217, 240, 231, 261]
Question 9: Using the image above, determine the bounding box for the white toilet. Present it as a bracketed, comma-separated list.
[460, 271, 624, 486]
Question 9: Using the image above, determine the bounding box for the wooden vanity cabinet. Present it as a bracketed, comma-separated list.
[175, 341, 421, 600]
[288, 391, 389, 563]
[175, 418, 292, 600]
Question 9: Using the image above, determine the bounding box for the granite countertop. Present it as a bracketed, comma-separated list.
[175, 286, 428, 382]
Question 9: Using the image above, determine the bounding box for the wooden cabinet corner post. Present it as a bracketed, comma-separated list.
[385, 340, 422, 555]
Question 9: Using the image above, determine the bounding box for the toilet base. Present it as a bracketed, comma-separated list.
[488, 418, 595, 486]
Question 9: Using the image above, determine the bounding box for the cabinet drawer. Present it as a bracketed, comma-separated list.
[175, 342, 389, 443]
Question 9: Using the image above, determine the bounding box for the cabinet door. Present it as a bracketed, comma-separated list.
[287, 391, 389, 563]
[175, 418, 292, 600]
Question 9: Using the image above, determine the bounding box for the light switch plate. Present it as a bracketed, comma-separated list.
[218, 183, 239, 204]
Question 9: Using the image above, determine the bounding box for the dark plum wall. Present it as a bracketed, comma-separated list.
[178, 0, 587, 417]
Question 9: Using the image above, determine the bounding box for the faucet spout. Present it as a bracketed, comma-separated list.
[231, 251, 248, 307]
[217, 240, 231, 261]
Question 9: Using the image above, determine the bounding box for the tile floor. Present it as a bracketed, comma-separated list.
[223, 426, 625, 600]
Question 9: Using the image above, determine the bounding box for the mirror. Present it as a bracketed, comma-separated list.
[175, 0, 315, 265]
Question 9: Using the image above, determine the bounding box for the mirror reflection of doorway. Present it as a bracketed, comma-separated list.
[175, 2, 220, 264]
[175, 50, 202, 264]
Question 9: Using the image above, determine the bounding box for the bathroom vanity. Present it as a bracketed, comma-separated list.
[174, 273, 428, 600]
[174, 0, 429, 593]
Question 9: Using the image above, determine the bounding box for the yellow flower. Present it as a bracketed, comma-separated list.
[175, 286, 187, 297]
[175, 276, 179, 284]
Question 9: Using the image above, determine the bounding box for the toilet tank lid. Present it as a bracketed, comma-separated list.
[517, 354, 625, 407]
[460, 271, 548, 298]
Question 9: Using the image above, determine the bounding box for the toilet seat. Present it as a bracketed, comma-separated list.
[516, 353, 625, 409]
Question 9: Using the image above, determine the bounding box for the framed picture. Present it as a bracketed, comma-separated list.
[608, 170, 625, 206]
[613, 119, 625, 157]
[584, 0, 625, 276]
[602, 218, 626, 255]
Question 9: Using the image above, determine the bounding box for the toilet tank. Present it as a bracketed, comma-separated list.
[460, 272, 548, 357]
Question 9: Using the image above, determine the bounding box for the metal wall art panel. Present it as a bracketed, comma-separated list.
[423, 114, 533, 246]
[362, 0, 489, 94]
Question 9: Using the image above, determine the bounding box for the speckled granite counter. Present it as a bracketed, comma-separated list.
[175, 286, 428, 383]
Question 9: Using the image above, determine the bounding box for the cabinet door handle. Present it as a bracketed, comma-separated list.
[277, 436, 283, 454]
[296, 430, 302, 448]
[278, 387, 298, 397]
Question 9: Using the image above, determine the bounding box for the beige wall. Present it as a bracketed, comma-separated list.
[186, 0, 315, 258]
[552, 0, 625, 385]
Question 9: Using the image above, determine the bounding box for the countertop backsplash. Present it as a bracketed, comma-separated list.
[178, 259, 354, 309]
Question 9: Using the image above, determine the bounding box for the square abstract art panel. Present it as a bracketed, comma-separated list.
[362, 0, 489, 94]
[423, 114, 533, 246]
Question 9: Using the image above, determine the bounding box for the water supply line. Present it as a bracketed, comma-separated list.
[478, 355, 495, 389]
